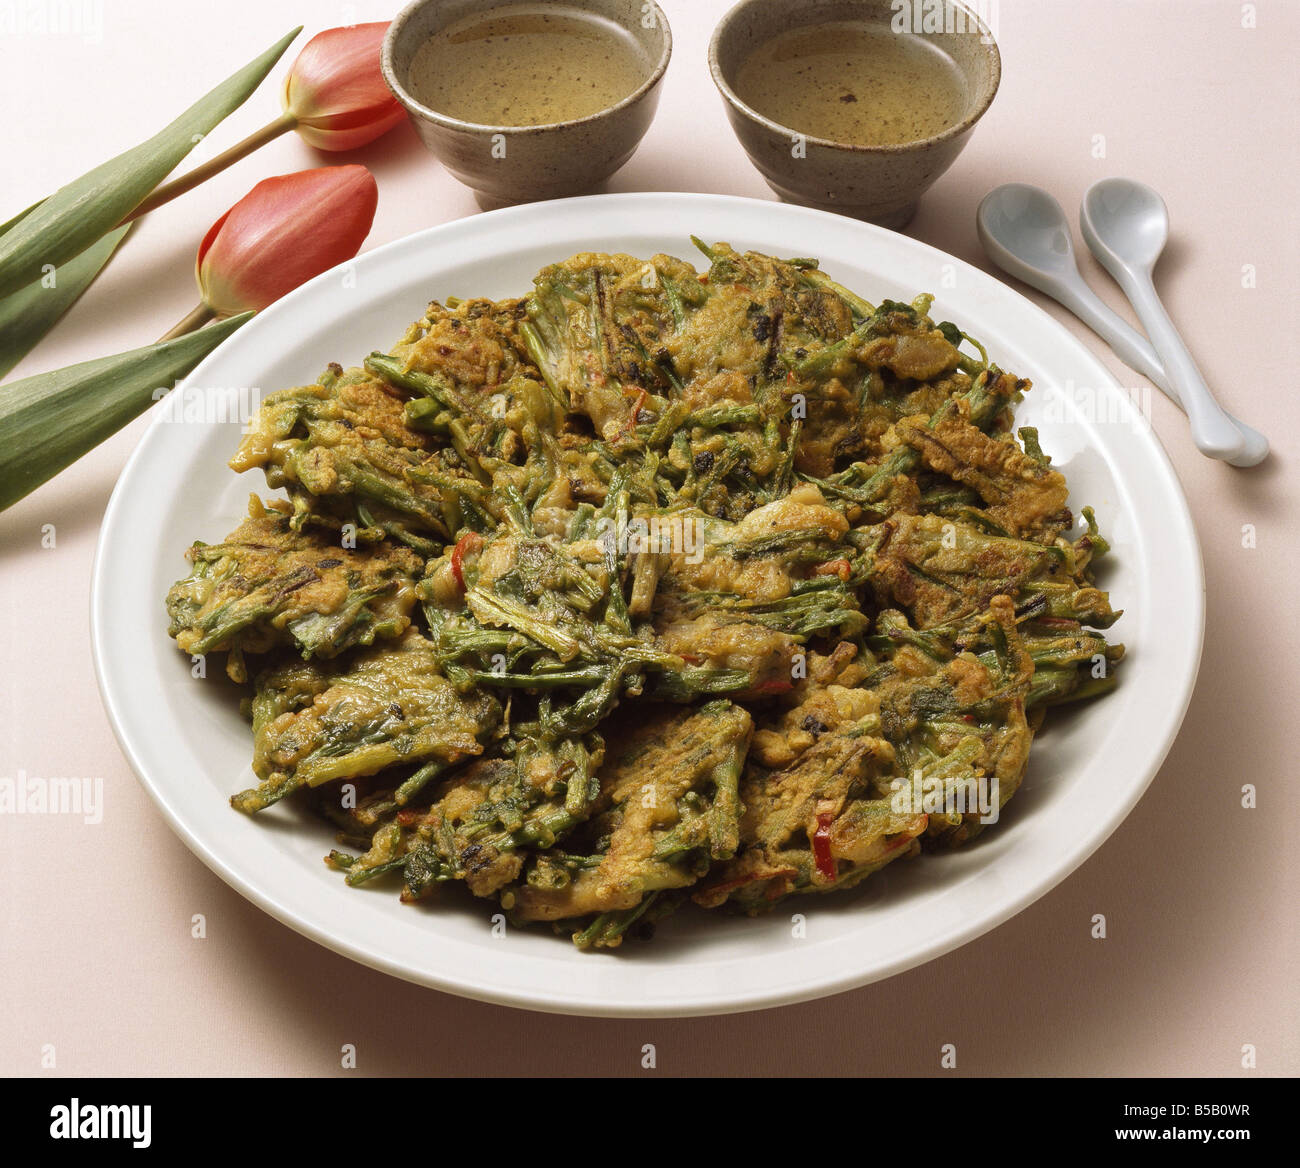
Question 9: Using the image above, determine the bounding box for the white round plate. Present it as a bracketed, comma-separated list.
[91, 193, 1203, 1017]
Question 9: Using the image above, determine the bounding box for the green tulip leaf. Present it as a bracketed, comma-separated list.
[0, 223, 132, 381]
[0, 311, 253, 512]
[0, 201, 43, 238]
[0, 27, 301, 301]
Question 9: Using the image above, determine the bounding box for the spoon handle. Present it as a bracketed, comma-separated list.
[1040, 274, 1272, 457]
[1069, 278, 1274, 455]
[1117, 271, 1267, 467]
[1049, 277, 1178, 401]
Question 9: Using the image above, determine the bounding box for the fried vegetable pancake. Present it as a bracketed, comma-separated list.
[235, 631, 500, 813]
[166, 240, 1126, 950]
[506, 701, 752, 948]
[231, 364, 474, 554]
[166, 497, 421, 682]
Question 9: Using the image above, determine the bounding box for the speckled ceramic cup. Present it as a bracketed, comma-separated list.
[383, 0, 671, 206]
[710, 0, 1000, 228]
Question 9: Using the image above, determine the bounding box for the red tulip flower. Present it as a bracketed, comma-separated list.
[158, 166, 377, 337]
[283, 23, 405, 151]
[131, 26, 403, 222]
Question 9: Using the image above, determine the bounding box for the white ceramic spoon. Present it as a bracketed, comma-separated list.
[1080, 178, 1268, 467]
[977, 183, 1268, 465]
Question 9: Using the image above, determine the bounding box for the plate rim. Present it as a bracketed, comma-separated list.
[90, 191, 1205, 1017]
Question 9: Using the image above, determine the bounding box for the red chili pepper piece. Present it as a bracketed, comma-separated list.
[450, 532, 484, 591]
[812, 810, 837, 881]
[812, 557, 852, 582]
[622, 387, 648, 437]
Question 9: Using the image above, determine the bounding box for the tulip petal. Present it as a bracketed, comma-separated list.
[197, 166, 378, 316]
[283, 23, 404, 151]
[0, 28, 301, 303]
[297, 104, 408, 152]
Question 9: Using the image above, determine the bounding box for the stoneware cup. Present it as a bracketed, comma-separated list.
[710, 0, 1000, 228]
[383, 0, 672, 207]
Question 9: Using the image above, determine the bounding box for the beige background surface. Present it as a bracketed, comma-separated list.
[1, 0, 1295, 1076]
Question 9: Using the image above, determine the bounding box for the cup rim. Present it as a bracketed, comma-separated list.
[708, 0, 1001, 155]
[382, 0, 673, 135]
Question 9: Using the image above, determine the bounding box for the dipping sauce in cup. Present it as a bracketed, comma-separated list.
[733, 21, 969, 148]
[406, 5, 652, 128]
[710, 0, 1000, 229]
[383, 0, 671, 206]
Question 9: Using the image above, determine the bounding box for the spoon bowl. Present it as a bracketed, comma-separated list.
[1081, 179, 1170, 272]
[978, 183, 1080, 279]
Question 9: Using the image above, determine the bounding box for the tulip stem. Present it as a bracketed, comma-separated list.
[158, 302, 217, 343]
[123, 112, 299, 224]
